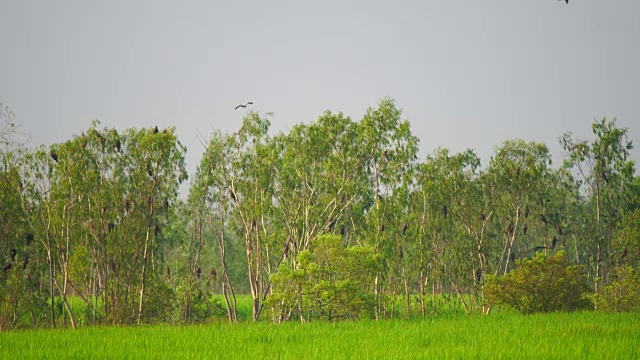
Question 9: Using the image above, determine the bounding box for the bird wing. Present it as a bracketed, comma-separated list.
[235, 104, 245, 110]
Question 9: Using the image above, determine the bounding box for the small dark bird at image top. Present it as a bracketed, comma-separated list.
[235, 102, 254, 110]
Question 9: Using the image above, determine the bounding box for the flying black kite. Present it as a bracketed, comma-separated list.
[235, 102, 254, 110]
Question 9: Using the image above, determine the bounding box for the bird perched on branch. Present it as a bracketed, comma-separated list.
[540, 214, 548, 225]
[235, 102, 254, 110]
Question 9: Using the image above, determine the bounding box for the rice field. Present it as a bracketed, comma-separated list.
[1, 311, 638, 359]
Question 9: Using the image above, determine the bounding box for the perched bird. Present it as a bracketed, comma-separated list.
[153, 126, 159, 134]
[523, 224, 528, 236]
[125, 200, 131, 213]
[115, 139, 122, 152]
[26, 234, 34, 246]
[154, 225, 160, 236]
[251, 218, 257, 229]
[234, 102, 254, 110]
[552, 236, 557, 250]
[443, 205, 448, 218]
[163, 199, 169, 211]
[481, 213, 486, 222]
[50, 150, 58, 163]
[229, 191, 237, 202]
[540, 214, 548, 225]
[196, 267, 201, 279]
[3, 263, 12, 273]
[108, 222, 115, 233]
[210, 268, 217, 282]
[402, 223, 409, 235]
[329, 218, 336, 231]
[621, 247, 628, 260]
[525, 206, 530, 218]
[379, 224, 385, 233]
[340, 225, 345, 236]
[510, 252, 516, 263]
[10, 249, 17, 261]
[23, 255, 29, 270]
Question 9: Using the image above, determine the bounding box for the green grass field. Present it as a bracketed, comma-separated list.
[1, 311, 638, 359]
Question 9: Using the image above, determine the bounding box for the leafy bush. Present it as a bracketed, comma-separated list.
[485, 251, 591, 314]
[267, 235, 381, 322]
[598, 265, 640, 312]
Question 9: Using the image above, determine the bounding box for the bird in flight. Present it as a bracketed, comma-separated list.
[235, 102, 254, 110]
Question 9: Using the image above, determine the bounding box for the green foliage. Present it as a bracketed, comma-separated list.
[1, 312, 640, 359]
[3, 101, 640, 329]
[485, 251, 592, 313]
[598, 265, 640, 312]
[268, 235, 381, 322]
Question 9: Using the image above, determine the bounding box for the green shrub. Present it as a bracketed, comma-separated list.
[598, 265, 640, 312]
[267, 235, 381, 322]
[485, 251, 591, 314]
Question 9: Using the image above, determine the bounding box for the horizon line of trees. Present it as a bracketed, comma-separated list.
[1, 99, 639, 329]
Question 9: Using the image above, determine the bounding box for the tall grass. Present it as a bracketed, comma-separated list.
[2, 312, 638, 359]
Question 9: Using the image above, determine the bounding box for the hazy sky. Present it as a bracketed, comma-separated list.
[2, 0, 639, 194]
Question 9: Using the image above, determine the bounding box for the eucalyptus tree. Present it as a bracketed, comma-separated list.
[121, 126, 187, 324]
[191, 129, 239, 323]
[195, 113, 278, 322]
[560, 118, 635, 295]
[485, 140, 553, 276]
[272, 111, 365, 259]
[356, 98, 419, 319]
[0, 103, 39, 329]
[19, 147, 60, 328]
[411, 148, 482, 314]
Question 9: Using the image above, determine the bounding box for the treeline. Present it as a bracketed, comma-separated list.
[1, 99, 639, 329]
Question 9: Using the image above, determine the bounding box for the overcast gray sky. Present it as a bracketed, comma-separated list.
[2, 0, 639, 194]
